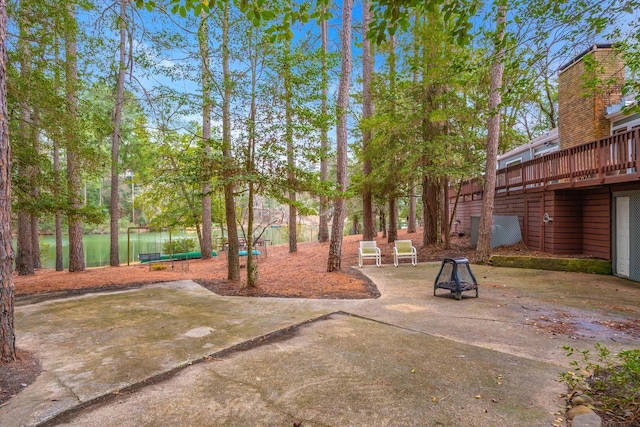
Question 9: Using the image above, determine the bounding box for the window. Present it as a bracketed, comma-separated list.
[505, 158, 522, 168]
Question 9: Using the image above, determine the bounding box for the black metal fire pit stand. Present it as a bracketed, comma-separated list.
[434, 257, 479, 300]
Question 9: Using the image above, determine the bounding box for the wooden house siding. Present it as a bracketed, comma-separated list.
[525, 196, 543, 250]
[547, 191, 583, 255]
[582, 189, 611, 259]
[450, 187, 613, 260]
[451, 199, 481, 236]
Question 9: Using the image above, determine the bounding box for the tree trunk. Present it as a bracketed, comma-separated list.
[0, 0, 16, 362]
[449, 180, 462, 234]
[351, 214, 359, 235]
[53, 140, 63, 271]
[65, 2, 85, 272]
[385, 34, 398, 245]
[361, 0, 376, 241]
[441, 177, 450, 250]
[15, 6, 33, 275]
[317, 12, 330, 243]
[246, 27, 259, 287]
[16, 212, 33, 276]
[475, 3, 507, 264]
[408, 184, 417, 233]
[285, 37, 297, 253]
[31, 215, 40, 268]
[199, 11, 213, 260]
[110, 0, 127, 267]
[327, 0, 353, 272]
[387, 197, 398, 243]
[30, 109, 41, 269]
[221, 1, 239, 280]
[53, 18, 64, 272]
[408, 14, 419, 236]
[422, 176, 439, 245]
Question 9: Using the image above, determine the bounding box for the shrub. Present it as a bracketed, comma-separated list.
[560, 343, 640, 424]
[162, 237, 196, 254]
[39, 242, 52, 266]
[151, 263, 167, 271]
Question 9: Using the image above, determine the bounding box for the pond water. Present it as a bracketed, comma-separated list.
[29, 227, 288, 269]
[35, 231, 195, 269]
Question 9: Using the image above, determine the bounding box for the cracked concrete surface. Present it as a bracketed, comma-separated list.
[2, 264, 640, 426]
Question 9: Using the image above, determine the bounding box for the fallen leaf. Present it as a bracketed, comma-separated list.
[475, 394, 481, 399]
[431, 396, 437, 402]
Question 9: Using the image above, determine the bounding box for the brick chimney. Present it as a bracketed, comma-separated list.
[557, 44, 625, 149]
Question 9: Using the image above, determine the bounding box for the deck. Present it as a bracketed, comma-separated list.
[456, 128, 640, 198]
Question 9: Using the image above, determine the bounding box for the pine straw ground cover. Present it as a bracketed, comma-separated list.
[13, 229, 477, 300]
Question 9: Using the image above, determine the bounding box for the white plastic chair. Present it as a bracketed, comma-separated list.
[393, 240, 417, 267]
[359, 241, 381, 267]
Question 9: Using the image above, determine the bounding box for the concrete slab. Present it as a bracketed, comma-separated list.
[352, 264, 640, 365]
[2, 265, 639, 426]
[4, 281, 340, 426]
[54, 314, 562, 427]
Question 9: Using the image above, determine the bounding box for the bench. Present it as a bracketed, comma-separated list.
[239, 250, 261, 257]
[139, 253, 161, 263]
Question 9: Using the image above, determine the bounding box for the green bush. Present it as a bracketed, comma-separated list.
[162, 237, 196, 254]
[560, 343, 640, 423]
[39, 242, 52, 266]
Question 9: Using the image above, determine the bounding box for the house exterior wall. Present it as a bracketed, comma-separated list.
[558, 45, 624, 149]
[524, 195, 543, 250]
[451, 198, 481, 237]
[582, 189, 611, 259]
[498, 152, 530, 169]
[611, 112, 640, 133]
[498, 129, 560, 169]
[451, 187, 612, 260]
[448, 47, 637, 275]
[545, 191, 583, 255]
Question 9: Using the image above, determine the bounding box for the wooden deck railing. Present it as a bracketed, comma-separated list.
[456, 129, 640, 198]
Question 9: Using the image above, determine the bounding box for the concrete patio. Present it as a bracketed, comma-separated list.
[3, 263, 640, 426]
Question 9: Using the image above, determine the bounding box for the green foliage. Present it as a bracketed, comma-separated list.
[560, 344, 640, 422]
[606, 4, 640, 114]
[162, 237, 196, 254]
[368, 0, 476, 45]
[30, 0, 631, 267]
[136, 126, 215, 230]
[39, 242, 53, 266]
